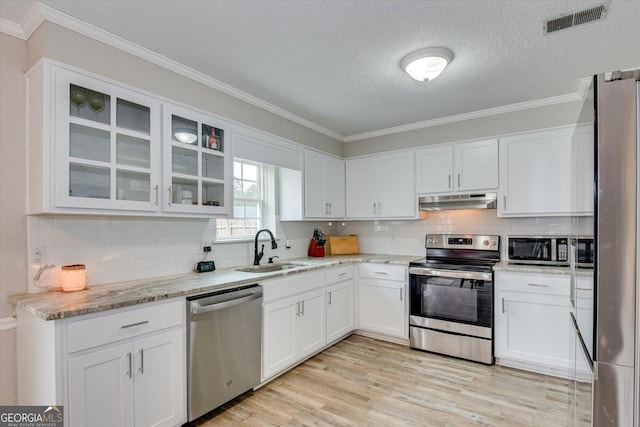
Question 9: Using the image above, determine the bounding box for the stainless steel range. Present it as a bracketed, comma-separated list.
[409, 234, 500, 364]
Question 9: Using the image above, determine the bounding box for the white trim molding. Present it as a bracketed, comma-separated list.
[0, 316, 17, 331]
[344, 93, 582, 142]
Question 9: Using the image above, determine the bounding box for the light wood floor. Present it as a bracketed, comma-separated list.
[192, 335, 577, 426]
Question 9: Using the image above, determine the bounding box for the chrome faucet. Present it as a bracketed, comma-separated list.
[254, 229, 277, 265]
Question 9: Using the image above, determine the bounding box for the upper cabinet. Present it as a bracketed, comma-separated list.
[415, 139, 499, 194]
[346, 151, 415, 219]
[162, 104, 230, 215]
[26, 60, 231, 217]
[304, 151, 345, 219]
[498, 126, 592, 217]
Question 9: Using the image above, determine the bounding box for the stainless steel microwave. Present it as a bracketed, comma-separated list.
[575, 237, 594, 268]
[507, 236, 569, 266]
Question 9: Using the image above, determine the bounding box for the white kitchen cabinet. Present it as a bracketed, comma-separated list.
[304, 150, 345, 218]
[345, 151, 415, 219]
[499, 126, 592, 217]
[572, 124, 595, 215]
[162, 103, 231, 216]
[358, 264, 408, 339]
[261, 271, 326, 380]
[326, 266, 355, 344]
[415, 139, 498, 194]
[68, 328, 183, 427]
[27, 60, 162, 214]
[494, 271, 573, 377]
[17, 298, 186, 427]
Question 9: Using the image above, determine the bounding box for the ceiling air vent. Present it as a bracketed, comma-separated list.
[544, 2, 609, 34]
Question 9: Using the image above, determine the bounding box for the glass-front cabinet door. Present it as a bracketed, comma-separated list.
[162, 104, 229, 215]
[54, 68, 161, 211]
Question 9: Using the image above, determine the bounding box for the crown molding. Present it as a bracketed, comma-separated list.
[0, 316, 16, 331]
[343, 93, 582, 142]
[0, 17, 24, 39]
[7, 3, 344, 142]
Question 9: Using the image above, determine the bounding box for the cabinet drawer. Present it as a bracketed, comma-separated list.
[326, 265, 353, 285]
[495, 271, 569, 296]
[67, 299, 183, 353]
[359, 263, 406, 282]
[262, 270, 324, 303]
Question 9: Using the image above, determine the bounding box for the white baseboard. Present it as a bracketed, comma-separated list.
[0, 316, 17, 331]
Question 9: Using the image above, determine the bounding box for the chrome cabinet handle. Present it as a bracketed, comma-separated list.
[296, 301, 300, 316]
[127, 352, 132, 378]
[328, 202, 332, 214]
[457, 173, 461, 188]
[328, 291, 332, 305]
[139, 349, 144, 374]
[374, 271, 389, 276]
[338, 272, 347, 278]
[301, 300, 305, 316]
[153, 184, 159, 206]
[167, 186, 172, 207]
[377, 202, 381, 215]
[527, 283, 549, 288]
[373, 202, 377, 215]
[121, 320, 149, 329]
[502, 298, 506, 314]
[503, 195, 507, 211]
[400, 288, 404, 301]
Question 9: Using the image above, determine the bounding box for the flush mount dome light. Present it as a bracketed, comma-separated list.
[400, 47, 453, 82]
[174, 130, 197, 144]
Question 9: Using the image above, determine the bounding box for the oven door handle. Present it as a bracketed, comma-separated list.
[409, 267, 492, 281]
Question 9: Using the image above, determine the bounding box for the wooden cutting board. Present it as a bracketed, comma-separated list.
[325, 235, 359, 255]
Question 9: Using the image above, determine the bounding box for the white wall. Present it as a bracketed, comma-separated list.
[340, 210, 591, 259]
[0, 32, 27, 406]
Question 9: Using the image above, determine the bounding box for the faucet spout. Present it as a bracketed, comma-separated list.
[254, 229, 277, 265]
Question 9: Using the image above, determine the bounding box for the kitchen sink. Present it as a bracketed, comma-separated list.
[235, 262, 309, 273]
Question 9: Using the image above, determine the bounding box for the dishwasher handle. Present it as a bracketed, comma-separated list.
[191, 292, 262, 315]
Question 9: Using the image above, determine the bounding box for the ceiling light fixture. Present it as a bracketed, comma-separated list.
[400, 47, 453, 82]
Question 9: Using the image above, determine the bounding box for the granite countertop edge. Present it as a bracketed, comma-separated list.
[493, 261, 593, 277]
[9, 254, 419, 321]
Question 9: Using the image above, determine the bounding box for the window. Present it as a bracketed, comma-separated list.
[216, 159, 274, 240]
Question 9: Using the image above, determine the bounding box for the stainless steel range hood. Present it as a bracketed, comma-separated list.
[418, 193, 497, 211]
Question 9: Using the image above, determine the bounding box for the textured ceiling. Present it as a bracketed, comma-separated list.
[3, 0, 640, 139]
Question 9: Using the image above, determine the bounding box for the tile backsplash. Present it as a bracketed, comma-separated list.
[26, 210, 591, 292]
[339, 210, 591, 259]
[27, 215, 335, 292]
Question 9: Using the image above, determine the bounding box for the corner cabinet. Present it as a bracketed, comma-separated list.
[415, 139, 498, 194]
[304, 150, 345, 219]
[162, 104, 230, 215]
[345, 151, 415, 219]
[26, 59, 231, 217]
[16, 298, 186, 427]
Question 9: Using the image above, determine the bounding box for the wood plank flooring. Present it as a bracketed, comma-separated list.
[191, 335, 577, 426]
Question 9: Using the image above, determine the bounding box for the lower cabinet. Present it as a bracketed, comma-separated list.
[16, 298, 186, 427]
[261, 271, 326, 380]
[357, 264, 408, 339]
[326, 266, 355, 344]
[494, 271, 573, 376]
[68, 329, 184, 427]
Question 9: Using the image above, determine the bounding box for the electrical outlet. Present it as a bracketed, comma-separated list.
[33, 247, 44, 265]
[203, 246, 212, 253]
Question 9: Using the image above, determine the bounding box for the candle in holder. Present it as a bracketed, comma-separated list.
[61, 264, 87, 292]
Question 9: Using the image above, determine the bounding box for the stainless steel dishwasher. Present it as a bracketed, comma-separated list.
[186, 284, 262, 421]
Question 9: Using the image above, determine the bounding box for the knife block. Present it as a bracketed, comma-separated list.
[307, 239, 325, 257]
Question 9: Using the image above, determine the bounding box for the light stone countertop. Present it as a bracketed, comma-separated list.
[9, 254, 420, 321]
[493, 261, 594, 277]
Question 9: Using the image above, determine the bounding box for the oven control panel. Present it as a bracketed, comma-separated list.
[426, 234, 500, 251]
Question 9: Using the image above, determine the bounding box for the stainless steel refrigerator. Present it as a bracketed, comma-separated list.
[570, 70, 639, 426]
